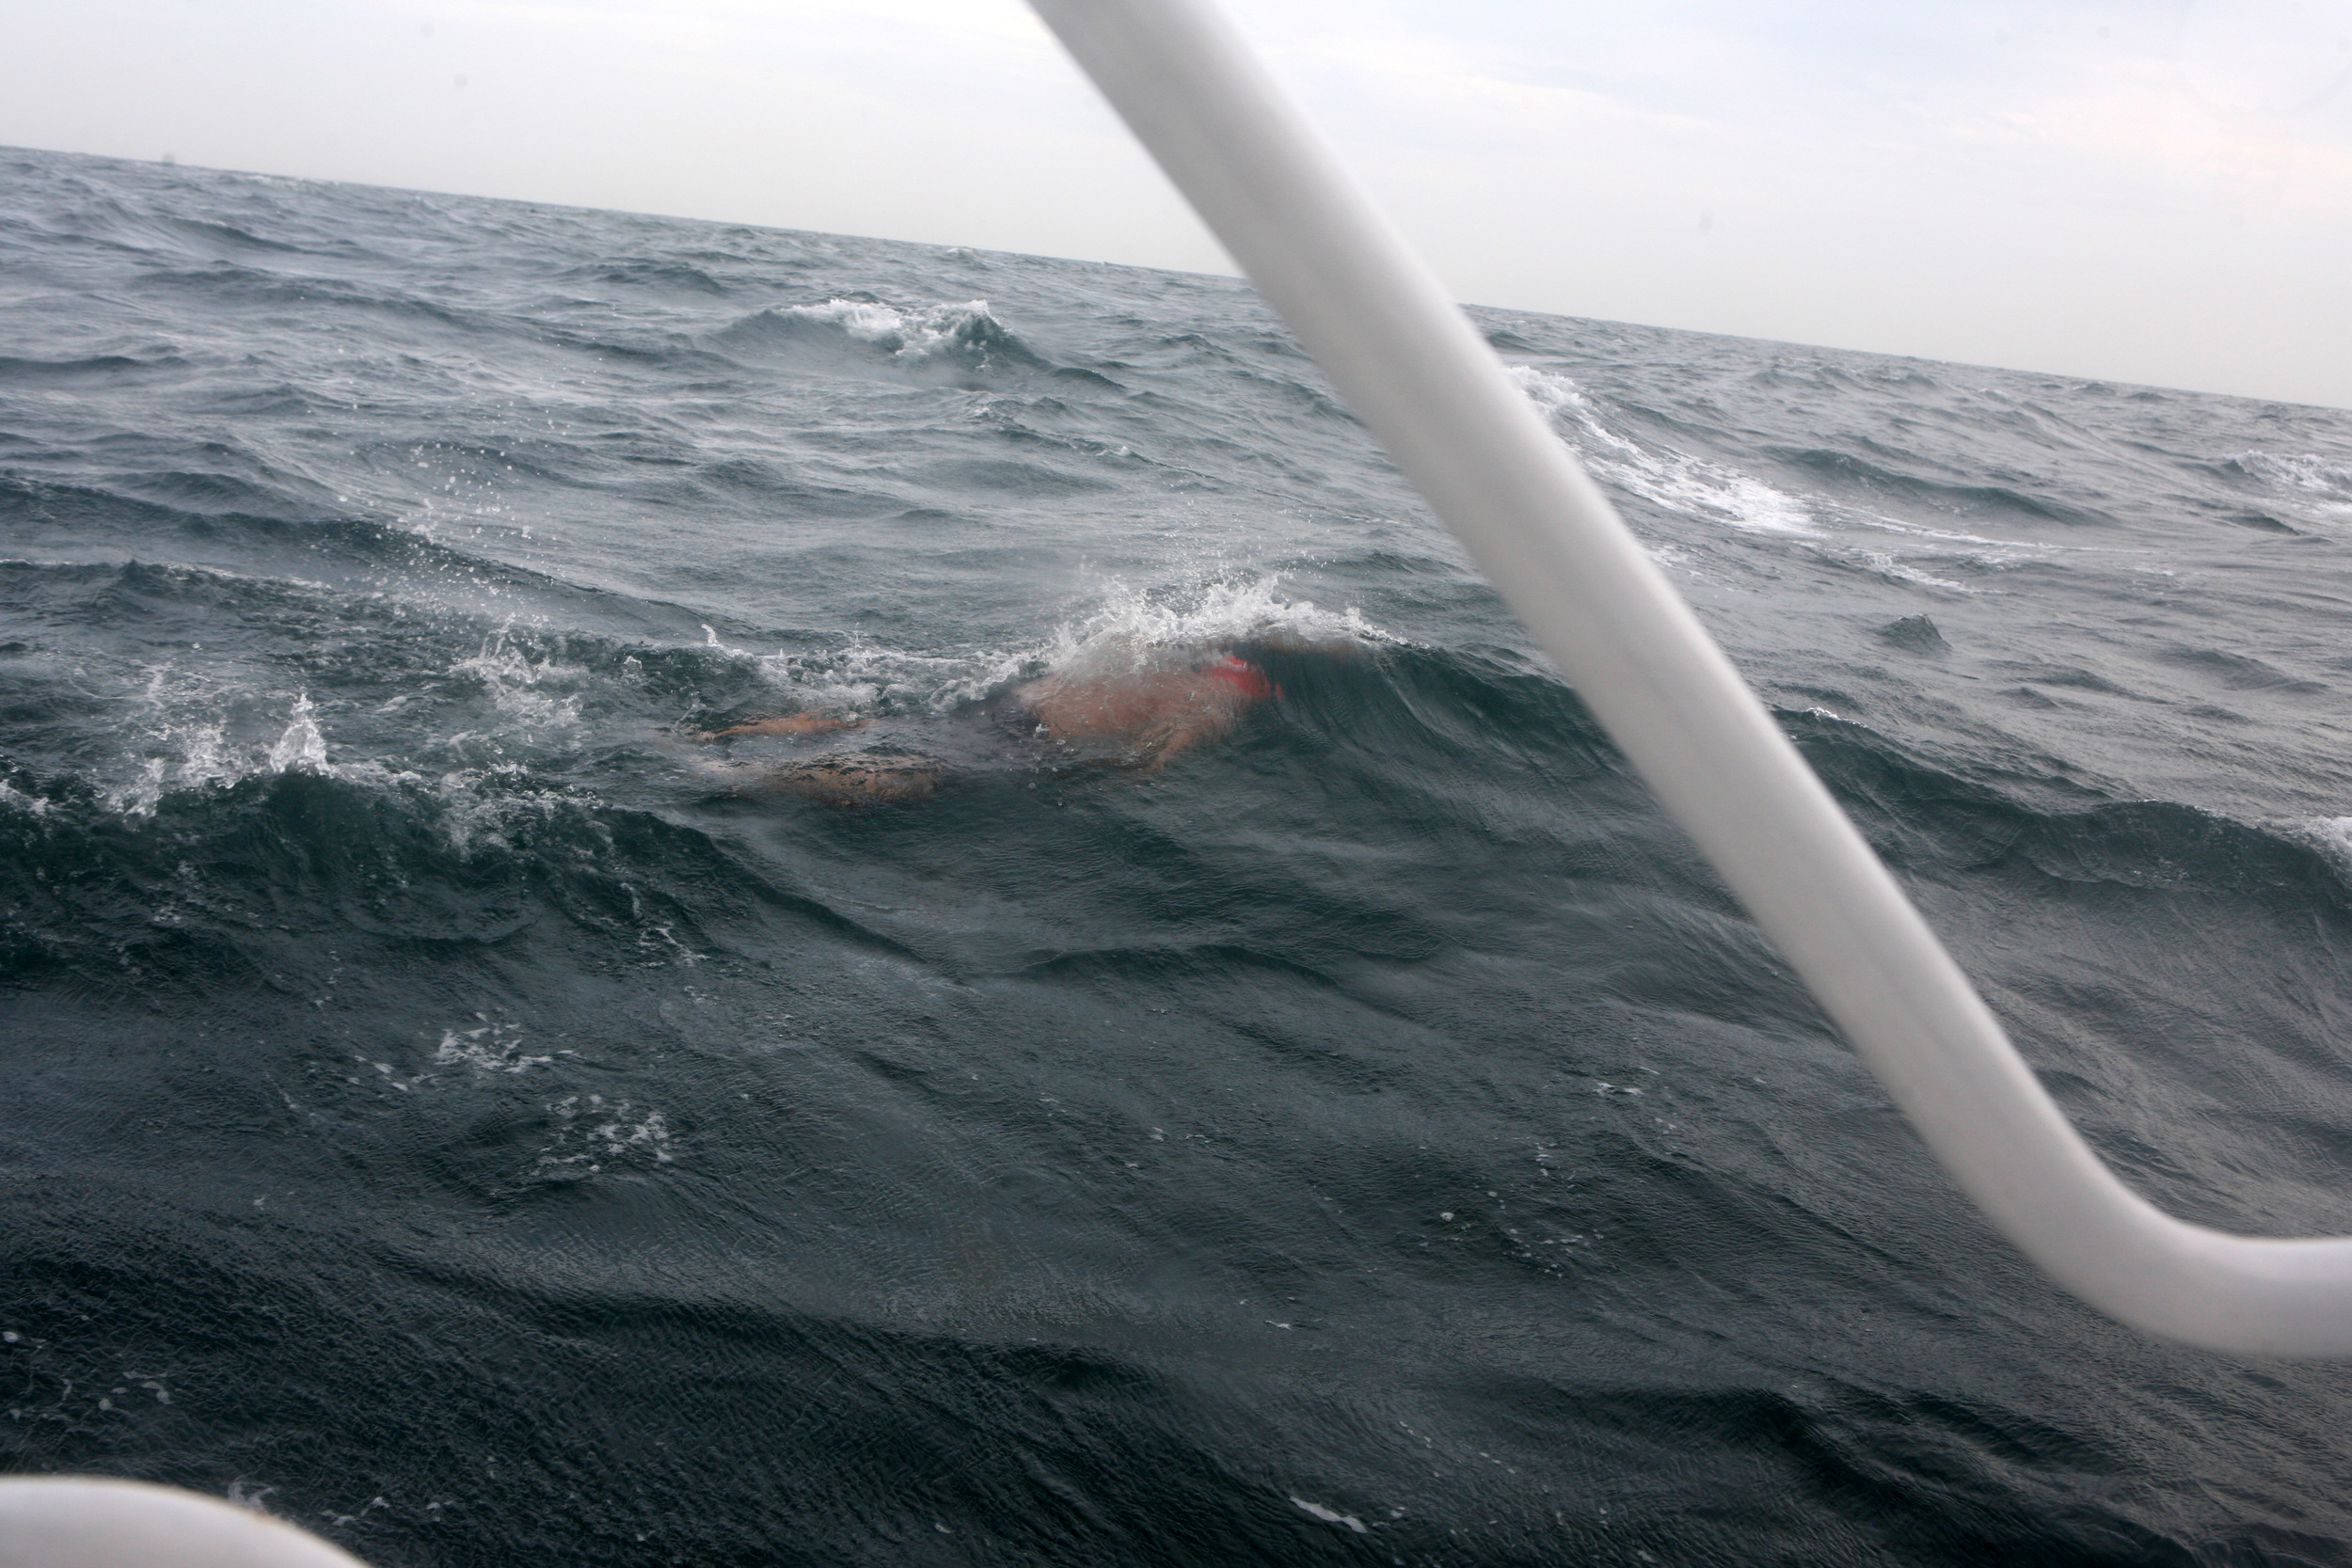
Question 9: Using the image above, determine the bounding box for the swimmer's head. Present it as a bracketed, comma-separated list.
[1200, 653, 1279, 702]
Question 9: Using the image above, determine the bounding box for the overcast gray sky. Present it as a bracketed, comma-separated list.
[6, 0, 2349, 406]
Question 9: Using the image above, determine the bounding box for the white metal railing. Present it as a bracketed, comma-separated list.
[0, 1477, 369, 1566]
[1027, 0, 2352, 1357]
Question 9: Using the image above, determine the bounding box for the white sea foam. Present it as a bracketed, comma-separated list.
[449, 629, 586, 742]
[2278, 816, 2352, 878]
[1843, 548, 1968, 593]
[1508, 365, 1819, 536]
[702, 576, 1389, 720]
[1290, 1498, 1368, 1534]
[538, 1094, 674, 1174]
[434, 1020, 551, 1073]
[109, 680, 334, 816]
[2234, 451, 2352, 500]
[2233, 451, 2352, 524]
[0, 779, 50, 817]
[699, 623, 903, 714]
[110, 665, 234, 814]
[1838, 513, 2083, 581]
[780, 298, 1004, 362]
[1031, 575, 1385, 680]
[1510, 365, 1589, 415]
[266, 692, 326, 772]
[1851, 514, 2042, 552]
[426, 765, 594, 857]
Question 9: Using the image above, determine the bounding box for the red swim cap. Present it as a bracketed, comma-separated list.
[1204, 655, 1277, 701]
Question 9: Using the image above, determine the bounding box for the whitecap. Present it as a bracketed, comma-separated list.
[1507, 365, 1818, 536]
[448, 629, 587, 741]
[1290, 1497, 1368, 1534]
[2275, 816, 2352, 879]
[538, 1095, 675, 1173]
[434, 1021, 552, 1073]
[777, 297, 1005, 363]
[699, 576, 1391, 721]
[0, 778, 51, 817]
[267, 692, 327, 772]
[2232, 451, 2352, 501]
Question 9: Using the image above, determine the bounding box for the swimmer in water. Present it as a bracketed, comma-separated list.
[692, 646, 1281, 804]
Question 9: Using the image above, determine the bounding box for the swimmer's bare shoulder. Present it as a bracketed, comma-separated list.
[1011, 652, 1277, 768]
[755, 755, 943, 804]
[697, 712, 868, 741]
[679, 646, 1283, 800]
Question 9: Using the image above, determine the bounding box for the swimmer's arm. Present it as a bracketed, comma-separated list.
[697, 713, 867, 741]
[1131, 708, 1238, 769]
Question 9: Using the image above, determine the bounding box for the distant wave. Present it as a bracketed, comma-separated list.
[1509, 363, 1820, 534]
[712, 296, 1053, 379]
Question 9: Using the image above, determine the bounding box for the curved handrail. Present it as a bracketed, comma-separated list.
[0, 1477, 371, 1566]
[1027, 0, 2352, 1356]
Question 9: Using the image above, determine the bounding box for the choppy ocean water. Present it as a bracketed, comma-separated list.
[4, 140, 2352, 1565]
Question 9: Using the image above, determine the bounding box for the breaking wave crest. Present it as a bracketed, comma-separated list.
[1510, 363, 1820, 535]
[712, 295, 1048, 376]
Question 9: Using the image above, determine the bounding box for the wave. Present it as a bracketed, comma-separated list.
[2224, 451, 2352, 528]
[554, 259, 732, 295]
[1509, 364, 1820, 535]
[1769, 444, 2117, 528]
[0, 766, 770, 985]
[710, 296, 1052, 380]
[0, 556, 1392, 824]
[0, 352, 189, 385]
[11, 543, 2337, 945]
[0, 553, 698, 815]
[688, 574, 1387, 729]
[2228, 451, 2352, 499]
[1783, 708, 2352, 912]
[2278, 815, 2352, 879]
